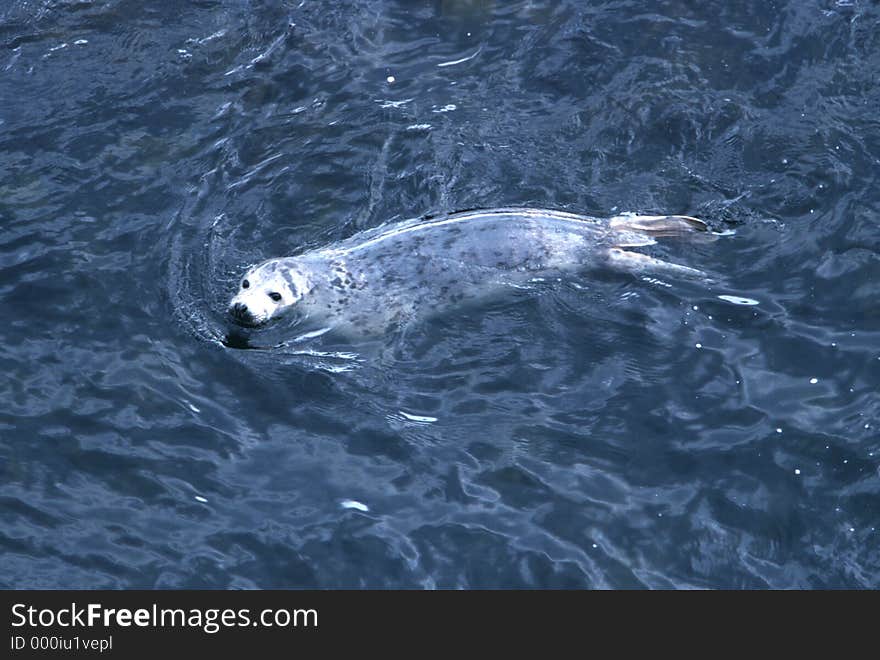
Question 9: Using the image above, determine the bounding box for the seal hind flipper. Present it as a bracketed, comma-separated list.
[609, 214, 708, 236]
[606, 248, 706, 279]
[607, 230, 656, 248]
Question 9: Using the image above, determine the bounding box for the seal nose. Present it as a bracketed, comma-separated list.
[229, 302, 252, 323]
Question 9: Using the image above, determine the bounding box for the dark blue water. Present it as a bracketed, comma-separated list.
[2, 0, 878, 588]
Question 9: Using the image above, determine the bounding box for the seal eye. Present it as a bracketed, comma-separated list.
[242, 279, 250, 289]
[268, 292, 282, 302]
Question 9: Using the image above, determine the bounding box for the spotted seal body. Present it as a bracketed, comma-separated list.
[228, 207, 707, 336]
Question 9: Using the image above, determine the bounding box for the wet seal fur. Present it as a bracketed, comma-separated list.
[228, 207, 709, 337]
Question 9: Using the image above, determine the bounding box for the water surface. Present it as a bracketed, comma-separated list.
[1, 0, 878, 588]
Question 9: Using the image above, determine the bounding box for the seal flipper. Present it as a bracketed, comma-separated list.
[606, 248, 706, 279]
[609, 214, 708, 236]
[604, 213, 710, 279]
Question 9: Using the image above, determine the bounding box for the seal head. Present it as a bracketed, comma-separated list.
[227, 258, 311, 327]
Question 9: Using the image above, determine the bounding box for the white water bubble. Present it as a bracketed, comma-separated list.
[375, 97, 412, 109]
[810, 377, 819, 384]
[398, 411, 438, 423]
[386, 75, 395, 83]
[717, 295, 759, 306]
[341, 499, 369, 512]
[437, 48, 482, 68]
